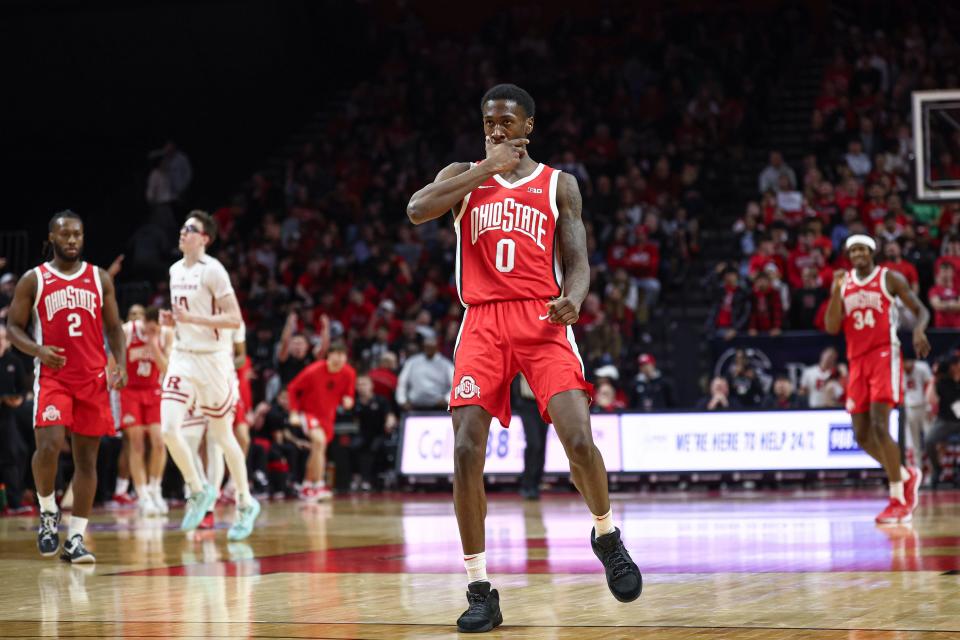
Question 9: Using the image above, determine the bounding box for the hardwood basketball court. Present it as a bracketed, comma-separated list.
[1, 490, 958, 639]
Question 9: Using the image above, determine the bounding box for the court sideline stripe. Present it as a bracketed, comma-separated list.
[4, 621, 960, 633]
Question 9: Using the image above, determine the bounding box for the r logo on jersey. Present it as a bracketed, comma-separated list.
[42, 404, 62, 422]
[455, 375, 480, 399]
[166, 376, 182, 391]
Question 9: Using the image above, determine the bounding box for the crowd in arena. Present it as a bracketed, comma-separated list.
[3, 9, 960, 513]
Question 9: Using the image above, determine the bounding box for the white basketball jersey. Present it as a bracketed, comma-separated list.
[169, 256, 235, 353]
[220, 320, 247, 354]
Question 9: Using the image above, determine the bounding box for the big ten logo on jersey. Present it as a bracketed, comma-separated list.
[45, 286, 97, 336]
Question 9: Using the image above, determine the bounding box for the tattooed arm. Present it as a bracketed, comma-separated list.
[545, 172, 589, 325]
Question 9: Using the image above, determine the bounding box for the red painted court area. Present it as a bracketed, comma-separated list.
[115, 490, 960, 577]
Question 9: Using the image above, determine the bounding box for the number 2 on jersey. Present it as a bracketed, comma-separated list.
[495, 239, 515, 273]
[852, 309, 875, 330]
[67, 312, 82, 336]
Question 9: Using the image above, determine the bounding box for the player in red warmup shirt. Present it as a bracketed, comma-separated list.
[825, 234, 930, 525]
[406, 84, 641, 633]
[6, 210, 127, 563]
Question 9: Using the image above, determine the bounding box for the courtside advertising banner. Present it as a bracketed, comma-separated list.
[619, 410, 898, 472]
[400, 410, 898, 476]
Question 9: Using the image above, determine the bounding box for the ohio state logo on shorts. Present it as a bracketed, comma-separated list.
[42, 404, 62, 422]
[122, 413, 136, 426]
[455, 375, 480, 399]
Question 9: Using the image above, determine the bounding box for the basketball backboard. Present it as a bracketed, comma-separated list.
[913, 89, 960, 202]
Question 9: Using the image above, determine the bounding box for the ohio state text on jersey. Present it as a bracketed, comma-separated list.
[32, 262, 106, 381]
[454, 163, 563, 305]
[840, 266, 899, 359]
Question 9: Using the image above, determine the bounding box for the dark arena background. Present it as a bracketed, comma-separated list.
[2, 1, 960, 638]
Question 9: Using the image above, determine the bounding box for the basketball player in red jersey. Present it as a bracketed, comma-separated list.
[120, 305, 172, 516]
[5, 210, 127, 563]
[825, 234, 930, 524]
[407, 84, 641, 633]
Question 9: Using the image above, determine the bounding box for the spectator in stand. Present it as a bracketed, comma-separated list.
[0, 272, 16, 312]
[845, 139, 872, 179]
[726, 349, 765, 408]
[791, 266, 828, 330]
[928, 261, 960, 328]
[593, 365, 628, 410]
[881, 240, 919, 294]
[758, 150, 796, 194]
[831, 207, 860, 253]
[368, 351, 399, 405]
[277, 310, 318, 386]
[747, 235, 787, 281]
[696, 376, 740, 411]
[630, 353, 673, 411]
[902, 357, 933, 468]
[798, 347, 846, 408]
[747, 271, 783, 336]
[906, 226, 938, 296]
[350, 375, 396, 491]
[162, 140, 193, 202]
[395, 334, 454, 411]
[762, 374, 801, 409]
[592, 380, 622, 414]
[924, 353, 960, 488]
[0, 325, 29, 512]
[513, 374, 547, 500]
[705, 266, 751, 340]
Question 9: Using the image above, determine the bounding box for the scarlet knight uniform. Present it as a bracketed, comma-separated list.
[161, 256, 237, 420]
[840, 266, 903, 413]
[449, 162, 592, 426]
[119, 320, 165, 428]
[31, 262, 114, 436]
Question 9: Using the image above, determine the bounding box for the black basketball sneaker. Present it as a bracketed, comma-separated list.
[37, 510, 61, 557]
[456, 581, 503, 633]
[60, 534, 96, 564]
[591, 527, 642, 602]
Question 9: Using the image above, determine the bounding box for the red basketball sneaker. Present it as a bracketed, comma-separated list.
[903, 467, 922, 515]
[198, 511, 215, 530]
[876, 498, 911, 525]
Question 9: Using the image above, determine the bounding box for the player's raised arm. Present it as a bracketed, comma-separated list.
[99, 268, 127, 389]
[886, 269, 931, 358]
[824, 270, 846, 335]
[546, 173, 589, 325]
[406, 138, 528, 224]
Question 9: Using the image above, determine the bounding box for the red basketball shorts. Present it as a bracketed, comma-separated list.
[35, 373, 115, 437]
[295, 412, 333, 442]
[449, 298, 593, 427]
[845, 347, 902, 414]
[120, 387, 162, 429]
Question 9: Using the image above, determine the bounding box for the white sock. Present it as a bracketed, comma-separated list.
[38, 493, 57, 513]
[115, 477, 130, 495]
[890, 481, 905, 504]
[593, 508, 615, 537]
[69, 516, 88, 539]
[464, 552, 488, 583]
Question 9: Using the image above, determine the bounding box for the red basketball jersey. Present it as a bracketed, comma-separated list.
[32, 262, 106, 383]
[125, 320, 161, 390]
[840, 266, 899, 359]
[455, 163, 563, 305]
